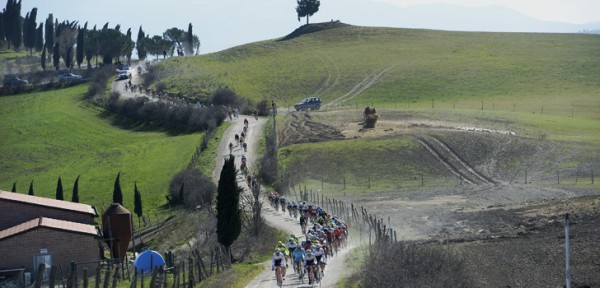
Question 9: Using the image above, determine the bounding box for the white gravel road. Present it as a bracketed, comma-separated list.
[212, 116, 355, 288]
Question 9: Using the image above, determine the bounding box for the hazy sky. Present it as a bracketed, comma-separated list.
[13, 0, 600, 54]
[378, 0, 600, 23]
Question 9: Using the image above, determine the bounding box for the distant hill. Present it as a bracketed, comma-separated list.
[322, 2, 600, 34]
[155, 23, 600, 114]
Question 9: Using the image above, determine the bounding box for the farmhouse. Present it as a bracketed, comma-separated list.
[0, 217, 100, 272]
[0, 191, 98, 230]
[0, 190, 100, 273]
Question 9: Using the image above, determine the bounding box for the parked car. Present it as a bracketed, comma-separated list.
[117, 72, 129, 80]
[3, 75, 28, 86]
[58, 73, 83, 81]
[294, 97, 321, 111]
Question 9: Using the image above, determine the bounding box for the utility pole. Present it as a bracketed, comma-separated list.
[565, 213, 571, 288]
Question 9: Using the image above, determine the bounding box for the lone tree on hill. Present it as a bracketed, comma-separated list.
[56, 176, 64, 200]
[296, 0, 320, 25]
[113, 172, 123, 205]
[72, 175, 80, 203]
[216, 156, 242, 264]
[134, 182, 143, 227]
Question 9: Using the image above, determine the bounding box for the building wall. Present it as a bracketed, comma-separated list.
[0, 228, 100, 272]
[0, 200, 96, 231]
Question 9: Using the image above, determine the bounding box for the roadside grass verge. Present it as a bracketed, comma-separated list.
[196, 122, 230, 176]
[0, 84, 201, 215]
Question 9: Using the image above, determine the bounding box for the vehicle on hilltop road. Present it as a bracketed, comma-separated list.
[294, 97, 321, 111]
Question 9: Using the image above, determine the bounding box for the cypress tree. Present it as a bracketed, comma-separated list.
[55, 176, 64, 200]
[136, 26, 146, 60]
[0, 12, 5, 44]
[125, 28, 132, 63]
[25, 7, 37, 53]
[72, 175, 80, 203]
[35, 22, 43, 52]
[5, 0, 22, 51]
[28, 180, 34, 196]
[134, 182, 143, 226]
[216, 156, 242, 262]
[11, 182, 16, 192]
[45, 14, 54, 54]
[22, 12, 30, 51]
[40, 42, 46, 70]
[52, 42, 59, 70]
[113, 172, 123, 205]
[186, 23, 193, 55]
[76, 24, 85, 69]
[11, 0, 22, 51]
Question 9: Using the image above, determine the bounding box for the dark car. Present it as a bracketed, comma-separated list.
[59, 73, 83, 82]
[117, 72, 129, 80]
[294, 97, 321, 111]
[3, 75, 28, 86]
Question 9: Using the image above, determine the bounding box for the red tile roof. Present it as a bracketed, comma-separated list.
[0, 217, 98, 240]
[0, 190, 97, 216]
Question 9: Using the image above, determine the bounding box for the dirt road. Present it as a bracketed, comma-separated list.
[214, 116, 353, 288]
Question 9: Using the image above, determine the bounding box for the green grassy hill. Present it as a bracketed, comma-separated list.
[0, 85, 201, 214]
[156, 23, 600, 117]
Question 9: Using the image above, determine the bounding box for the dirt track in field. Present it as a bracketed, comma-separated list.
[277, 109, 600, 287]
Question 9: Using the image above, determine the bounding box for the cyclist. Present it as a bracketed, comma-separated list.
[272, 249, 286, 281]
[276, 241, 289, 274]
[313, 243, 327, 275]
[287, 238, 299, 265]
[279, 197, 286, 212]
[299, 213, 308, 234]
[290, 233, 299, 243]
[287, 201, 293, 217]
[304, 248, 319, 284]
[292, 246, 306, 277]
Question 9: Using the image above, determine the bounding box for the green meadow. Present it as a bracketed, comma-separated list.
[155, 24, 600, 118]
[2, 23, 599, 208]
[0, 85, 202, 214]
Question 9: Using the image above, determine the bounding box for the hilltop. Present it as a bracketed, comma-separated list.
[153, 22, 600, 117]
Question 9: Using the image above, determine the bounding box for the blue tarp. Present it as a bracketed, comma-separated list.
[133, 250, 165, 274]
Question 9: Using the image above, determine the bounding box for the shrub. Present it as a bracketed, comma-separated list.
[363, 106, 379, 128]
[364, 114, 379, 128]
[358, 242, 473, 288]
[255, 99, 271, 116]
[259, 127, 278, 185]
[86, 66, 114, 100]
[168, 168, 216, 210]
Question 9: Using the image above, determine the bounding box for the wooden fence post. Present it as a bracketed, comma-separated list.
[83, 269, 88, 288]
[95, 267, 101, 288]
[131, 270, 137, 288]
[49, 266, 57, 288]
[111, 267, 119, 288]
[102, 269, 111, 288]
[34, 263, 45, 288]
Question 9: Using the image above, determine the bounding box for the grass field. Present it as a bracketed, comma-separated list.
[154, 23, 600, 119]
[0, 84, 202, 215]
